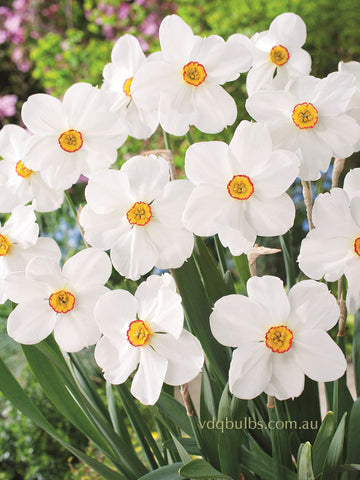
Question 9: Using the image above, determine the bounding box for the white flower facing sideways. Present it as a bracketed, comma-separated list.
[131, 14, 252, 136]
[246, 72, 360, 180]
[4, 247, 112, 352]
[298, 180, 360, 314]
[0, 124, 64, 212]
[94, 273, 204, 405]
[246, 12, 311, 96]
[210, 276, 346, 400]
[21, 82, 127, 190]
[0, 205, 60, 303]
[338, 60, 360, 151]
[102, 34, 159, 140]
[79, 154, 194, 280]
[182, 121, 299, 255]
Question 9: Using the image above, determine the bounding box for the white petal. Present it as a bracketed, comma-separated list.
[229, 343, 272, 399]
[0, 124, 30, 160]
[62, 248, 111, 288]
[298, 231, 351, 282]
[350, 196, 360, 229]
[185, 141, 231, 186]
[246, 90, 294, 124]
[4, 271, 48, 303]
[131, 347, 168, 405]
[40, 154, 82, 190]
[228, 121, 272, 177]
[266, 350, 305, 400]
[95, 336, 139, 384]
[285, 49, 311, 78]
[151, 330, 203, 385]
[122, 155, 170, 202]
[210, 294, 267, 347]
[297, 130, 333, 181]
[110, 227, 158, 280]
[293, 329, 347, 382]
[4, 205, 38, 246]
[193, 83, 237, 134]
[344, 168, 360, 201]
[95, 289, 138, 338]
[270, 13, 307, 49]
[344, 258, 360, 314]
[246, 194, 295, 236]
[316, 114, 360, 159]
[217, 203, 256, 255]
[22, 135, 61, 172]
[21, 93, 66, 134]
[159, 15, 194, 65]
[135, 273, 184, 338]
[7, 299, 56, 344]
[246, 62, 276, 96]
[247, 276, 290, 325]
[26, 256, 63, 289]
[315, 72, 356, 116]
[54, 309, 100, 352]
[110, 34, 145, 71]
[288, 280, 340, 331]
[30, 174, 65, 212]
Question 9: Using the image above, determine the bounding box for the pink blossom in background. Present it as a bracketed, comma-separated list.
[118, 4, 130, 20]
[0, 95, 17, 119]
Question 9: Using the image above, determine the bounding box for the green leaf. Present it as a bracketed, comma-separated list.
[155, 392, 193, 437]
[138, 463, 183, 480]
[353, 311, 360, 397]
[345, 398, 360, 480]
[232, 253, 250, 290]
[163, 437, 200, 456]
[179, 459, 233, 479]
[169, 434, 192, 463]
[173, 256, 229, 385]
[297, 442, 314, 480]
[322, 412, 347, 480]
[291, 377, 321, 444]
[0, 354, 128, 480]
[312, 412, 335, 478]
[339, 465, 360, 472]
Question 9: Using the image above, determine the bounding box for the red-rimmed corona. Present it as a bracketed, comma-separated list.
[265, 325, 293, 353]
[123, 77, 133, 97]
[269, 45, 289, 67]
[0, 234, 10, 256]
[15, 160, 33, 178]
[292, 102, 318, 129]
[126, 201, 153, 226]
[58, 129, 84, 153]
[227, 174, 254, 200]
[126, 319, 151, 347]
[354, 236, 360, 257]
[48, 289, 76, 314]
[182, 61, 207, 87]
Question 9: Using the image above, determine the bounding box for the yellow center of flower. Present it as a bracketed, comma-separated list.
[123, 77, 133, 97]
[58, 129, 83, 153]
[16, 160, 33, 178]
[0, 235, 10, 256]
[126, 201, 152, 226]
[354, 237, 360, 256]
[183, 61, 207, 87]
[292, 103, 318, 129]
[227, 175, 254, 200]
[127, 319, 151, 347]
[48, 290, 76, 314]
[265, 325, 293, 353]
[269, 45, 290, 66]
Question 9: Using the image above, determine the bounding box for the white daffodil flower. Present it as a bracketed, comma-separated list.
[79, 155, 194, 280]
[210, 276, 346, 400]
[0, 124, 64, 212]
[246, 72, 360, 180]
[4, 247, 112, 351]
[298, 185, 360, 314]
[0, 205, 60, 303]
[21, 82, 127, 190]
[131, 14, 252, 136]
[245, 12, 311, 96]
[343, 167, 360, 201]
[338, 60, 360, 151]
[182, 121, 299, 255]
[94, 273, 204, 405]
[102, 34, 159, 140]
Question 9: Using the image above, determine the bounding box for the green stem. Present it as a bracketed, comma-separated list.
[163, 129, 171, 150]
[65, 190, 77, 218]
[214, 234, 228, 277]
[186, 131, 194, 145]
[268, 396, 284, 480]
[279, 233, 296, 289]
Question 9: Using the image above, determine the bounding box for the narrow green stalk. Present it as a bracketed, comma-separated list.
[163, 129, 171, 151]
[186, 131, 194, 145]
[268, 396, 284, 480]
[279, 234, 296, 289]
[332, 379, 339, 425]
[214, 234, 228, 276]
[65, 190, 77, 218]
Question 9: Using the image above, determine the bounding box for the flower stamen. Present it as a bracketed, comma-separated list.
[183, 61, 207, 87]
[292, 103, 318, 129]
[16, 161, 33, 178]
[126, 201, 152, 226]
[49, 290, 76, 314]
[127, 319, 151, 347]
[354, 237, 360, 257]
[0, 235, 10, 256]
[227, 175, 254, 200]
[58, 129, 83, 153]
[269, 45, 290, 66]
[123, 77, 133, 97]
[265, 325, 293, 353]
